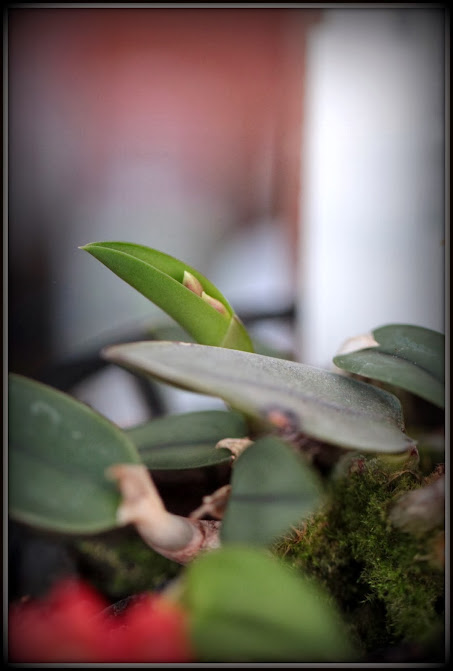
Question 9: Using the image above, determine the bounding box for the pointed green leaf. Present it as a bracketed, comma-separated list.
[126, 410, 248, 469]
[103, 341, 416, 453]
[8, 374, 141, 533]
[221, 436, 323, 546]
[333, 324, 445, 408]
[146, 321, 291, 359]
[182, 546, 357, 662]
[80, 241, 253, 352]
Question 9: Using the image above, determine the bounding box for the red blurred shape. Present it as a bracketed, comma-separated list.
[8, 578, 193, 663]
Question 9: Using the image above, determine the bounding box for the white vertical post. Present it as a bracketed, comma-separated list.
[298, 9, 445, 367]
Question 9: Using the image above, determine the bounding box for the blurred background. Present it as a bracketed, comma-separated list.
[8, 6, 446, 424]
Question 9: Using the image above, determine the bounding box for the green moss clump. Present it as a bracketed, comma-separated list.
[73, 527, 181, 601]
[273, 454, 444, 656]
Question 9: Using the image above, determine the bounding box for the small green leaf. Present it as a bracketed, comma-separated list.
[103, 341, 416, 454]
[182, 546, 357, 662]
[145, 322, 293, 360]
[333, 324, 445, 408]
[221, 436, 323, 546]
[126, 410, 248, 469]
[80, 241, 253, 352]
[8, 374, 141, 533]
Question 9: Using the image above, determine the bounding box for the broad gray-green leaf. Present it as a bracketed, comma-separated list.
[9, 374, 140, 533]
[80, 241, 253, 352]
[126, 410, 247, 469]
[221, 437, 323, 546]
[182, 546, 357, 662]
[103, 341, 416, 453]
[333, 324, 445, 408]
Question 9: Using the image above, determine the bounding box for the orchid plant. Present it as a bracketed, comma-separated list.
[8, 242, 445, 663]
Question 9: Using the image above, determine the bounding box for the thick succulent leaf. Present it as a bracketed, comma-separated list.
[182, 546, 357, 662]
[103, 341, 416, 453]
[221, 437, 323, 546]
[80, 241, 253, 352]
[126, 410, 248, 469]
[333, 324, 445, 408]
[8, 374, 140, 533]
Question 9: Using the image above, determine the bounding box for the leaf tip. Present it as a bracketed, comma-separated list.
[79, 243, 99, 254]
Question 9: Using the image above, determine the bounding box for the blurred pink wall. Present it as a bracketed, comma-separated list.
[10, 8, 317, 240]
[9, 7, 319, 373]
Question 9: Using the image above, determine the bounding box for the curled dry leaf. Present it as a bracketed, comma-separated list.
[336, 332, 380, 357]
[388, 474, 445, 536]
[106, 464, 220, 564]
[215, 437, 253, 460]
[189, 484, 232, 520]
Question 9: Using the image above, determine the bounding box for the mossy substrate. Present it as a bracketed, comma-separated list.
[273, 453, 445, 660]
[74, 527, 181, 601]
